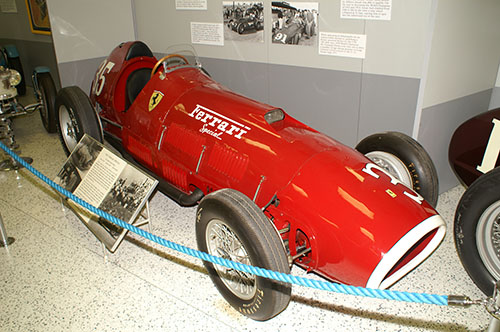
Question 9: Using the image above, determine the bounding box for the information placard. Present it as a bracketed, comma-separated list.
[0, 0, 17, 13]
[319, 32, 366, 59]
[341, 0, 392, 21]
[176, 0, 207, 10]
[191, 22, 224, 46]
[55, 135, 158, 252]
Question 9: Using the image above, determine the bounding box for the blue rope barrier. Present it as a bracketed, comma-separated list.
[0, 141, 449, 306]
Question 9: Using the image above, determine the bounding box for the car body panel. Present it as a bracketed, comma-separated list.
[449, 108, 500, 186]
[88, 41, 445, 289]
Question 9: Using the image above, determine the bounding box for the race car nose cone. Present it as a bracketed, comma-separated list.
[366, 214, 446, 289]
[276, 148, 446, 288]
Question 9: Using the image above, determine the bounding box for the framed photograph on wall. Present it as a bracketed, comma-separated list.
[25, 0, 50, 35]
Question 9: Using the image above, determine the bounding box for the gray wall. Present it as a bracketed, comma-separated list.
[418, 90, 493, 192]
[0, 0, 60, 88]
[491, 87, 500, 110]
[199, 57, 420, 147]
[416, 0, 500, 191]
[43, 0, 500, 193]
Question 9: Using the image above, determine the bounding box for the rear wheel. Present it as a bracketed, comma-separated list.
[356, 132, 439, 206]
[55, 86, 102, 156]
[38, 72, 57, 133]
[196, 189, 291, 320]
[455, 167, 500, 295]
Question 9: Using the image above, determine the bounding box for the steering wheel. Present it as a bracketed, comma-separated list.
[151, 54, 189, 78]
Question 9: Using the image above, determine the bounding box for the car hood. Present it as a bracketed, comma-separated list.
[275, 149, 446, 288]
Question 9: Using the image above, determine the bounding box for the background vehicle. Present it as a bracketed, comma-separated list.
[449, 107, 500, 295]
[271, 2, 304, 44]
[1, 44, 26, 96]
[227, 5, 263, 34]
[55, 41, 446, 320]
[0, 44, 58, 133]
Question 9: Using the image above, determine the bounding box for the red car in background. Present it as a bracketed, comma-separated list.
[449, 107, 500, 296]
[54, 41, 445, 320]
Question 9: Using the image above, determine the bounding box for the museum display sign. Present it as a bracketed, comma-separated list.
[55, 134, 158, 252]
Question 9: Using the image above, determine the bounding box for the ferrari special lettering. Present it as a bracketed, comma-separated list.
[188, 104, 250, 139]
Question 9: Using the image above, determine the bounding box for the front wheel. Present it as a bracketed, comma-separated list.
[455, 167, 500, 295]
[237, 23, 245, 34]
[356, 131, 439, 206]
[55, 86, 103, 156]
[196, 189, 291, 321]
[38, 72, 57, 133]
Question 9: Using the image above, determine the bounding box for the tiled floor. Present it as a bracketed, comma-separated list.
[0, 91, 493, 331]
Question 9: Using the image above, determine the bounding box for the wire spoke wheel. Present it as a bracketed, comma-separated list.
[476, 201, 500, 280]
[455, 167, 500, 295]
[206, 219, 256, 299]
[196, 188, 291, 320]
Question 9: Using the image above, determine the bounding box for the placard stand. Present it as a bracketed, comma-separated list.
[55, 135, 158, 254]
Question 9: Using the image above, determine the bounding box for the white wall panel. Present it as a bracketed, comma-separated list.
[48, 0, 135, 63]
[363, 0, 433, 79]
[134, 0, 365, 73]
[423, 0, 500, 108]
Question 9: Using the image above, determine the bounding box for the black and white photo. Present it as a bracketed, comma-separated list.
[271, 2, 318, 46]
[99, 164, 156, 224]
[223, 1, 264, 43]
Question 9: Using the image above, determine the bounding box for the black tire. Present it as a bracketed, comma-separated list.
[38, 72, 57, 133]
[196, 189, 291, 320]
[355, 131, 439, 206]
[55, 86, 102, 156]
[238, 23, 245, 34]
[455, 167, 500, 295]
[8, 56, 26, 96]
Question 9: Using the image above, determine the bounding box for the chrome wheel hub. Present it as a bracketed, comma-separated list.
[59, 105, 79, 152]
[365, 151, 412, 187]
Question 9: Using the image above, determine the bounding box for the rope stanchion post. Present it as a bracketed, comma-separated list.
[0, 211, 15, 247]
[486, 281, 500, 332]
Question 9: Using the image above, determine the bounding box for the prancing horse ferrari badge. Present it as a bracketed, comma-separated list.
[149, 90, 164, 111]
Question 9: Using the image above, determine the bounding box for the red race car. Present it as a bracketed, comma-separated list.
[449, 107, 500, 296]
[55, 41, 445, 320]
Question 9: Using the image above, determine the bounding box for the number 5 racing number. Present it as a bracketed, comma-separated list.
[93, 60, 115, 96]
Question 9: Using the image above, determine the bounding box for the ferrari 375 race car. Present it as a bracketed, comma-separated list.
[449, 107, 500, 296]
[54, 41, 446, 320]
